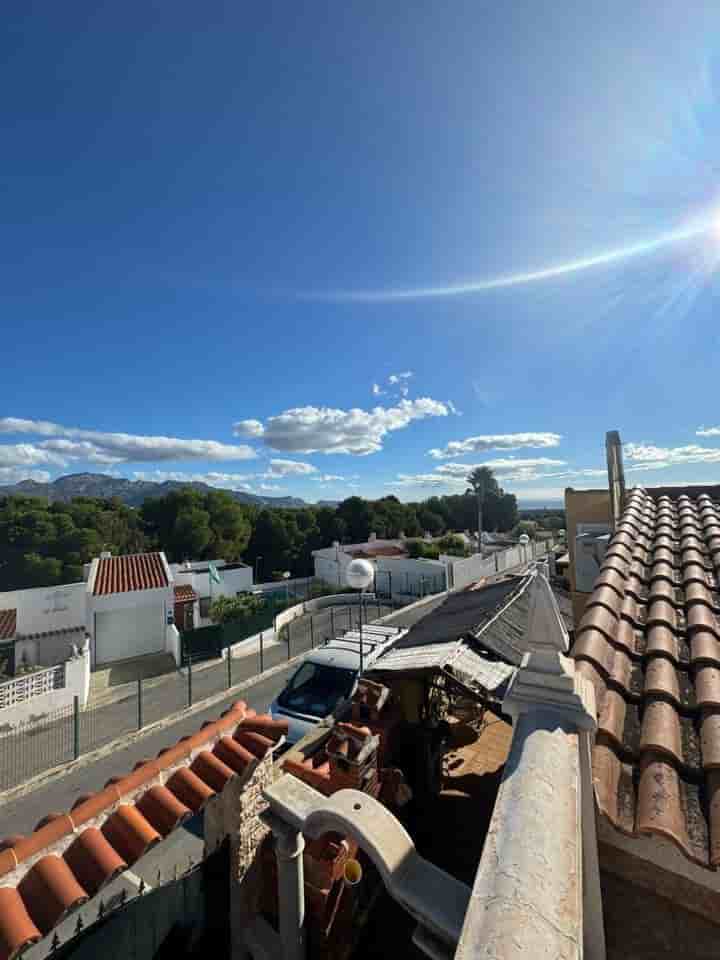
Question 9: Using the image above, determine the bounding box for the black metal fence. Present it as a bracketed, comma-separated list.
[0, 600, 396, 793]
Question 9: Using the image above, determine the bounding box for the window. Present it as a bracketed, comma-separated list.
[277, 662, 356, 718]
[199, 597, 211, 618]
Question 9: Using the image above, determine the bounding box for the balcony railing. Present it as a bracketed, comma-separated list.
[0, 663, 66, 710]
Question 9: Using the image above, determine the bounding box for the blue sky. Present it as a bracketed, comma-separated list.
[4, 1, 720, 506]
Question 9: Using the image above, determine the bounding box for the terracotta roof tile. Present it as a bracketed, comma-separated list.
[0, 887, 41, 960]
[0, 610, 16, 642]
[573, 488, 720, 868]
[93, 553, 168, 596]
[0, 699, 287, 956]
[173, 584, 197, 602]
[62, 828, 126, 896]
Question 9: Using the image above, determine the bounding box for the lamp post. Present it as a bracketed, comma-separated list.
[346, 558, 374, 676]
[282, 570, 291, 606]
[255, 555, 263, 585]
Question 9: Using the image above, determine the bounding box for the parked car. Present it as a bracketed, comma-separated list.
[270, 624, 407, 744]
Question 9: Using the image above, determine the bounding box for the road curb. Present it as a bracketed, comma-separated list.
[0, 654, 302, 807]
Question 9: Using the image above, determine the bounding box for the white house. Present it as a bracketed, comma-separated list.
[170, 559, 253, 619]
[312, 535, 449, 598]
[0, 551, 187, 672]
[85, 551, 175, 667]
[312, 536, 408, 587]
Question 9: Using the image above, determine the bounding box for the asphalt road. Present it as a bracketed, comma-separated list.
[0, 601, 395, 794]
[0, 665, 296, 837]
[0, 600, 396, 833]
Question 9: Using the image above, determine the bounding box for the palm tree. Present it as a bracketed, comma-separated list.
[466, 466, 498, 547]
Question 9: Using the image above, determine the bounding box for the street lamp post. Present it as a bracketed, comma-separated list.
[282, 570, 291, 606]
[346, 558, 374, 677]
[255, 556, 263, 585]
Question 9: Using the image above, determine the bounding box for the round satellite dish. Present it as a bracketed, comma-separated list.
[346, 558, 374, 590]
[518, 534, 530, 545]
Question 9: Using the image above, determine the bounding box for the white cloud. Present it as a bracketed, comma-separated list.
[391, 473, 458, 488]
[371, 384, 384, 397]
[0, 418, 258, 463]
[0, 467, 52, 485]
[259, 483, 285, 492]
[233, 419, 265, 438]
[0, 443, 68, 468]
[317, 474, 345, 483]
[696, 427, 720, 437]
[428, 432, 563, 459]
[624, 442, 720, 470]
[235, 398, 451, 455]
[388, 371, 413, 385]
[263, 458, 318, 478]
[434, 458, 566, 479]
[388, 460, 605, 490]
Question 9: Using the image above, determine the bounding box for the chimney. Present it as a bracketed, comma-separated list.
[100, 550, 112, 559]
[605, 430, 626, 530]
[399, 530, 405, 539]
[369, 532, 377, 542]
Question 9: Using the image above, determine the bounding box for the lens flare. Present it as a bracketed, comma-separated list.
[305, 216, 715, 302]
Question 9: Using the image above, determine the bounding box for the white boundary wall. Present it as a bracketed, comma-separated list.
[0, 649, 90, 730]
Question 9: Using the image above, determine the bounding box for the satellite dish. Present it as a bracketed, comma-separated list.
[346, 558, 374, 590]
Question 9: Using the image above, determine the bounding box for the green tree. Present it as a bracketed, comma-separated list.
[336, 496, 372, 542]
[172, 508, 212, 558]
[437, 534, 467, 556]
[512, 520, 539, 539]
[418, 508, 444, 536]
[466, 467, 500, 536]
[209, 593, 263, 625]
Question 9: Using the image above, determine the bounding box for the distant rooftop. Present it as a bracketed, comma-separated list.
[92, 553, 168, 596]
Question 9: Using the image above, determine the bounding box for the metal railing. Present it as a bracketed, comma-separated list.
[0, 600, 395, 794]
[0, 662, 66, 709]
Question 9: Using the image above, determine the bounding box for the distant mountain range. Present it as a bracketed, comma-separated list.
[0, 473, 310, 509]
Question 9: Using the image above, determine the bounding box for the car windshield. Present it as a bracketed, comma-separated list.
[277, 661, 357, 718]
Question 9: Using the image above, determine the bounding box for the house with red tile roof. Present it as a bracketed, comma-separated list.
[0, 553, 182, 689]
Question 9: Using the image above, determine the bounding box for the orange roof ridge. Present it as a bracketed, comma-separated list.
[0, 701, 289, 960]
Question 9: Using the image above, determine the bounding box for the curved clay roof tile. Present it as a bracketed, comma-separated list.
[687, 605, 720, 639]
[706, 770, 720, 867]
[63, 828, 126, 896]
[18, 855, 88, 934]
[644, 657, 681, 705]
[640, 700, 683, 763]
[101, 805, 161, 866]
[136, 786, 192, 837]
[598, 690, 628, 746]
[696, 668, 720, 709]
[0, 887, 41, 960]
[646, 624, 679, 661]
[190, 751, 234, 792]
[699, 710, 720, 769]
[213, 737, 254, 775]
[239, 715, 289, 740]
[165, 767, 215, 812]
[234, 730, 275, 759]
[637, 754, 693, 861]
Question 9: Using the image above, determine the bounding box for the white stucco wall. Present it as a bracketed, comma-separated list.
[0, 649, 90, 730]
[165, 623, 182, 667]
[374, 556, 447, 596]
[2, 582, 87, 636]
[173, 565, 253, 599]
